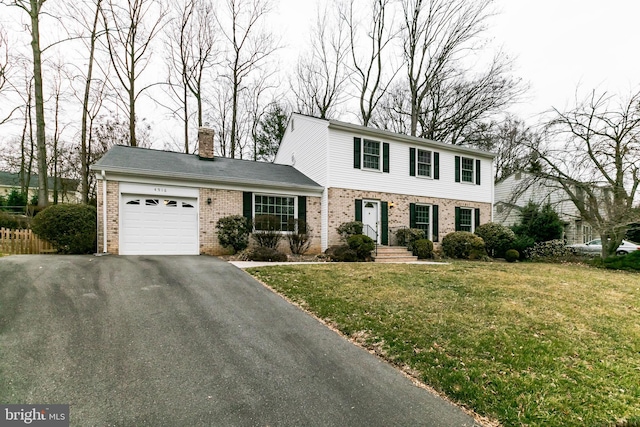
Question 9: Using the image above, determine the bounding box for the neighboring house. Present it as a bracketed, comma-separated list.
[274, 113, 495, 250]
[90, 129, 323, 255]
[494, 171, 594, 244]
[91, 115, 495, 256]
[0, 171, 81, 204]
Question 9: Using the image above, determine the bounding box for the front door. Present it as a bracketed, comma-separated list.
[362, 200, 379, 243]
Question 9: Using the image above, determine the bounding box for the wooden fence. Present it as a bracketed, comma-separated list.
[0, 228, 55, 255]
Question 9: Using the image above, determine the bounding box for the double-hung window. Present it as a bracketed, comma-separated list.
[254, 194, 295, 231]
[458, 208, 473, 232]
[362, 139, 380, 170]
[461, 157, 474, 183]
[417, 149, 432, 177]
[414, 204, 430, 234]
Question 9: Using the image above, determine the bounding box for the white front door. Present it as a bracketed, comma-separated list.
[362, 200, 379, 243]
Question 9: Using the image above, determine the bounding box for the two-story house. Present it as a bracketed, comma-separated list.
[494, 171, 596, 244]
[91, 114, 495, 255]
[275, 114, 495, 250]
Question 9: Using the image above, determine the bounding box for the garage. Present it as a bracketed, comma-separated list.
[119, 184, 199, 255]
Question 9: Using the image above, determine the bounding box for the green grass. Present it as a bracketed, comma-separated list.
[248, 262, 640, 427]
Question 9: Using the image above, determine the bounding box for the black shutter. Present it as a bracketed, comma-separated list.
[432, 205, 439, 242]
[434, 152, 439, 180]
[455, 156, 461, 182]
[475, 208, 481, 230]
[354, 137, 361, 169]
[355, 199, 363, 221]
[455, 207, 461, 231]
[383, 143, 390, 173]
[409, 148, 416, 176]
[243, 192, 253, 223]
[476, 159, 481, 185]
[409, 203, 416, 228]
[297, 196, 306, 223]
[381, 202, 388, 245]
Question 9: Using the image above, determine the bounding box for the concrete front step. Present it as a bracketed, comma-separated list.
[373, 246, 417, 263]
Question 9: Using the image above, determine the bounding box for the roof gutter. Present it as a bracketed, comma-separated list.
[89, 165, 324, 193]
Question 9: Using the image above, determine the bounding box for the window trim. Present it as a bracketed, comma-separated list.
[252, 193, 297, 232]
[414, 203, 432, 240]
[416, 149, 432, 178]
[461, 157, 475, 184]
[362, 138, 381, 171]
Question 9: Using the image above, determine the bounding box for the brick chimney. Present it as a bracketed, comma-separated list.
[198, 127, 215, 160]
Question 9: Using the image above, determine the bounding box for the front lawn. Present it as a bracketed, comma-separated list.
[248, 262, 640, 427]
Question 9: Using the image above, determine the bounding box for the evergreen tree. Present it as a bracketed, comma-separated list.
[254, 103, 288, 162]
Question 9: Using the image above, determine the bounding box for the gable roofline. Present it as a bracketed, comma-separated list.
[289, 113, 496, 158]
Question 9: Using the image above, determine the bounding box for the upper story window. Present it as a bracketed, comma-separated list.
[417, 149, 432, 177]
[363, 139, 380, 170]
[354, 137, 389, 173]
[409, 147, 439, 179]
[455, 155, 481, 185]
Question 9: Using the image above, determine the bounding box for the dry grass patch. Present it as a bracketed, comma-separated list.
[248, 262, 640, 427]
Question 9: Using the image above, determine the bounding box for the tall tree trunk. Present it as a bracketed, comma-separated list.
[80, 0, 102, 204]
[183, 81, 189, 153]
[30, 0, 48, 207]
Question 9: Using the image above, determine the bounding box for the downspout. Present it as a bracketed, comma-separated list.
[101, 170, 107, 253]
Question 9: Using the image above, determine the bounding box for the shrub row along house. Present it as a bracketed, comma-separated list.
[91, 113, 495, 255]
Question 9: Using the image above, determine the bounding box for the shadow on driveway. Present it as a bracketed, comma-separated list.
[0, 255, 481, 426]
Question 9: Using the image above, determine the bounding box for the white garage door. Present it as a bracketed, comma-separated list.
[120, 194, 199, 255]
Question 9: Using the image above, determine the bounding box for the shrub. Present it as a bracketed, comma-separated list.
[474, 222, 515, 258]
[286, 218, 312, 255]
[396, 228, 426, 250]
[0, 212, 30, 230]
[244, 246, 287, 262]
[216, 215, 250, 253]
[31, 204, 96, 254]
[511, 234, 536, 259]
[4, 189, 27, 213]
[441, 231, 486, 259]
[526, 239, 578, 260]
[347, 234, 375, 261]
[505, 249, 519, 263]
[596, 250, 640, 272]
[512, 202, 564, 243]
[325, 245, 359, 262]
[412, 239, 433, 259]
[337, 221, 363, 241]
[252, 215, 283, 249]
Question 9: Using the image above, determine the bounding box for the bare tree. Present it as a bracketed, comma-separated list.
[164, 0, 217, 153]
[464, 115, 539, 182]
[291, 4, 350, 119]
[529, 90, 640, 258]
[0, 28, 20, 126]
[342, 0, 399, 126]
[101, 0, 168, 147]
[2, 0, 50, 206]
[399, 0, 522, 143]
[219, 0, 278, 158]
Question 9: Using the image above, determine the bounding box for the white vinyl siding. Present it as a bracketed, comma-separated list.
[327, 127, 493, 203]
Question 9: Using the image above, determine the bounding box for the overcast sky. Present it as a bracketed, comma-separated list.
[272, 0, 640, 123]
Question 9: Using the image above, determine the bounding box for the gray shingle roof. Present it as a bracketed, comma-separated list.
[90, 145, 322, 191]
[0, 171, 78, 189]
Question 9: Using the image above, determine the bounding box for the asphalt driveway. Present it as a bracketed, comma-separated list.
[0, 255, 480, 426]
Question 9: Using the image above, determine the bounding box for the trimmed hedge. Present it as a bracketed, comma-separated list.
[337, 221, 363, 240]
[442, 231, 486, 260]
[347, 234, 375, 261]
[505, 249, 519, 263]
[31, 204, 96, 254]
[412, 239, 434, 259]
[325, 245, 359, 262]
[244, 246, 287, 262]
[474, 222, 515, 258]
